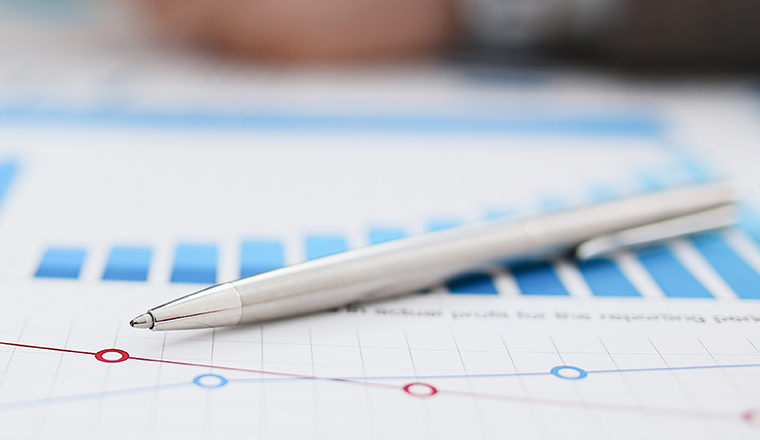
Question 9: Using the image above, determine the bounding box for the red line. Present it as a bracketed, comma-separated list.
[0, 341, 94, 356]
[0, 341, 400, 390]
[127, 356, 403, 392]
[434, 388, 739, 421]
[129, 356, 314, 379]
[0, 340, 745, 421]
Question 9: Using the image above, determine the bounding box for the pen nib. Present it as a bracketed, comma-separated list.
[130, 313, 154, 329]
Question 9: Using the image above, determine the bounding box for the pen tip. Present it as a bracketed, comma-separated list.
[130, 313, 154, 330]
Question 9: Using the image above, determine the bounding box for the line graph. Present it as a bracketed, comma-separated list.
[0, 340, 757, 426]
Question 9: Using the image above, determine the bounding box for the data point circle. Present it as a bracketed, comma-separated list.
[550, 365, 587, 380]
[95, 348, 130, 363]
[743, 409, 760, 428]
[193, 374, 229, 388]
[403, 382, 438, 397]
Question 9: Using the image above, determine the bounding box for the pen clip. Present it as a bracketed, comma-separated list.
[575, 204, 737, 260]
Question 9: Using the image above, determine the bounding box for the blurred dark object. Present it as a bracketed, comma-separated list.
[588, 0, 760, 69]
[137, 0, 760, 68]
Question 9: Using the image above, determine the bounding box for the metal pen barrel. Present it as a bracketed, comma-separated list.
[133, 181, 734, 331]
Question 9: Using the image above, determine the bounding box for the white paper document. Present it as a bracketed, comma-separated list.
[0, 123, 757, 440]
[2, 4, 760, 438]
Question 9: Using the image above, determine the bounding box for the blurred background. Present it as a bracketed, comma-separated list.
[2, 0, 759, 184]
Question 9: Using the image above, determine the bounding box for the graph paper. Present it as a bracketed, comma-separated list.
[0, 126, 756, 440]
[2, 3, 760, 438]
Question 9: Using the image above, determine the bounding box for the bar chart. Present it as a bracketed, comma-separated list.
[31, 223, 760, 300]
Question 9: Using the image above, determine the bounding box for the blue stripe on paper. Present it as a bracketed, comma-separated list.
[35, 248, 86, 279]
[171, 244, 218, 284]
[577, 258, 640, 297]
[691, 233, 760, 299]
[102, 246, 152, 281]
[241, 241, 284, 277]
[636, 245, 712, 298]
[306, 236, 348, 260]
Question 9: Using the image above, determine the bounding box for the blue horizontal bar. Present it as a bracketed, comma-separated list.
[538, 197, 566, 212]
[0, 107, 664, 137]
[102, 246, 152, 281]
[171, 244, 217, 284]
[428, 219, 463, 232]
[483, 209, 516, 220]
[691, 233, 760, 299]
[636, 245, 712, 298]
[447, 273, 499, 295]
[306, 236, 347, 260]
[35, 248, 86, 279]
[511, 262, 569, 296]
[577, 259, 640, 297]
[639, 174, 665, 192]
[241, 241, 284, 277]
[368, 229, 406, 245]
[590, 186, 617, 202]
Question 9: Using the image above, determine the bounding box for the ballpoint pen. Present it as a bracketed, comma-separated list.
[130, 181, 736, 331]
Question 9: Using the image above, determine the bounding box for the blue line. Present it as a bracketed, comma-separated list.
[0, 361, 758, 412]
[0, 382, 191, 411]
[0, 107, 664, 136]
[225, 362, 760, 383]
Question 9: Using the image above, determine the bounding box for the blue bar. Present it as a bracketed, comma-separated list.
[577, 259, 640, 297]
[484, 209, 516, 220]
[171, 244, 217, 284]
[639, 174, 665, 191]
[0, 161, 18, 212]
[691, 233, 760, 299]
[306, 236, 347, 260]
[428, 219, 462, 232]
[0, 108, 664, 137]
[636, 245, 713, 298]
[590, 186, 617, 202]
[511, 262, 569, 296]
[241, 241, 284, 277]
[368, 229, 406, 245]
[35, 248, 86, 279]
[538, 197, 566, 212]
[679, 157, 712, 183]
[102, 246, 152, 281]
[740, 204, 760, 244]
[447, 273, 498, 295]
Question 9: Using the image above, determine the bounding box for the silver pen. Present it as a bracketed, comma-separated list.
[130, 181, 736, 331]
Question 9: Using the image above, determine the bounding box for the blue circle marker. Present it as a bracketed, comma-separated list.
[193, 374, 229, 388]
[550, 366, 587, 380]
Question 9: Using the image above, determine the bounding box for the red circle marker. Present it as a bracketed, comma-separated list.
[95, 348, 130, 363]
[403, 382, 438, 397]
[743, 410, 760, 428]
